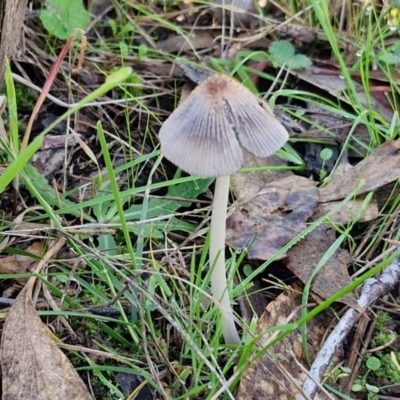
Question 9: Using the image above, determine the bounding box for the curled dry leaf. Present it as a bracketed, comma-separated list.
[292, 67, 394, 123]
[1, 278, 92, 400]
[276, 23, 317, 43]
[320, 138, 400, 202]
[236, 285, 340, 400]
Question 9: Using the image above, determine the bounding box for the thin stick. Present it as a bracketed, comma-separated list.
[210, 175, 240, 344]
[300, 258, 400, 399]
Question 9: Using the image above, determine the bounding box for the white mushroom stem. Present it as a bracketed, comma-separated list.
[209, 175, 241, 344]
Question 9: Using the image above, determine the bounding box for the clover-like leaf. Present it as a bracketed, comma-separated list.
[269, 40, 295, 65]
[291, 54, 312, 70]
[269, 40, 311, 70]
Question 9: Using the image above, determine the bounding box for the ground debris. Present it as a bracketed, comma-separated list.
[237, 285, 340, 400]
[1, 277, 92, 400]
[320, 138, 400, 202]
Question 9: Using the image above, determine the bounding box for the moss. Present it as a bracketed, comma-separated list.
[373, 352, 400, 384]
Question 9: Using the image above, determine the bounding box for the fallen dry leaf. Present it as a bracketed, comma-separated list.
[231, 152, 293, 200]
[1, 279, 92, 400]
[226, 174, 319, 260]
[1, 238, 92, 400]
[226, 150, 376, 306]
[156, 31, 215, 53]
[237, 286, 340, 400]
[293, 67, 393, 123]
[0, 242, 42, 275]
[313, 196, 378, 224]
[286, 225, 357, 309]
[320, 139, 400, 202]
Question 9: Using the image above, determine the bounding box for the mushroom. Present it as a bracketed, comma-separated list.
[159, 74, 289, 344]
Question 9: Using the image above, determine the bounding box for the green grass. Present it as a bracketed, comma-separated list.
[2, 0, 400, 398]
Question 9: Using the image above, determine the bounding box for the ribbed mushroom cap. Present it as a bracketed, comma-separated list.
[159, 74, 289, 177]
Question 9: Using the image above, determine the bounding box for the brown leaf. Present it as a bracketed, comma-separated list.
[292, 67, 394, 123]
[313, 196, 379, 224]
[231, 152, 293, 201]
[156, 31, 214, 53]
[286, 225, 356, 308]
[0, 242, 43, 275]
[236, 286, 340, 400]
[1, 278, 92, 400]
[226, 174, 319, 260]
[320, 139, 400, 202]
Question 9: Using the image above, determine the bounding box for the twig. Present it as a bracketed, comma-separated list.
[300, 258, 400, 399]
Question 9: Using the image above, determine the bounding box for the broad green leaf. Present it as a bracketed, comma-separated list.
[97, 234, 117, 256]
[291, 54, 312, 70]
[269, 40, 295, 65]
[377, 52, 400, 64]
[40, 0, 90, 40]
[365, 384, 379, 394]
[320, 148, 333, 161]
[162, 217, 197, 233]
[366, 356, 381, 371]
[351, 384, 362, 392]
[269, 41, 311, 70]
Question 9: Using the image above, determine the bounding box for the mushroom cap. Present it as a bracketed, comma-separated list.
[159, 74, 289, 177]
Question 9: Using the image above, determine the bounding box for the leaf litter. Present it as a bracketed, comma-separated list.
[0, 242, 42, 276]
[237, 285, 341, 400]
[320, 138, 400, 202]
[1, 237, 92, 400]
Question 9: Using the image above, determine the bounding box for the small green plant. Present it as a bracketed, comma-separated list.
[374, 352, 400, 383]
[352, 356, 381, 398]
[319, 148, 334, 180]
[91, 173, 212, 239]
[268, 40, 312, 70]
[371, 312, 393, 348]
[40, 0, 90, 39]
[324, 365, 351, 383]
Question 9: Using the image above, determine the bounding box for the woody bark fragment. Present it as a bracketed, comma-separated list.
[0, 0, 28, 85]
